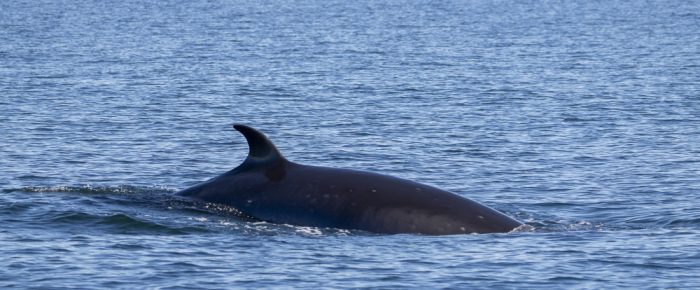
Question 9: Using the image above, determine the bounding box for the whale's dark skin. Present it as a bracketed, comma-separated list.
[177, 124, 522, 235]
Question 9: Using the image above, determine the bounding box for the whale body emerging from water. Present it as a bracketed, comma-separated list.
[177, 124, 522, 235]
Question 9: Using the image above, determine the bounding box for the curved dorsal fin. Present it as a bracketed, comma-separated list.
[233, 124, 286, 167]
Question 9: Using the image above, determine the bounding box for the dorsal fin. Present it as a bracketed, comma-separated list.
[233, 124, 286, 167]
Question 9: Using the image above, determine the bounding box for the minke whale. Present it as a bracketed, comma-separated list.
[177, 124, 522, 235]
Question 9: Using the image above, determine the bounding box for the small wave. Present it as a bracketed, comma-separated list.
[5, 185, 177, 195]
[47, 211, 201, 235]
[510, 224, 536, 233]
[516, 216, 617, 233]
[283, 224, 355, 236]
[528, 202, 582, 207]
[667, 217, 700, 228]
[562, 116, 592, 122]
[622, 212, 700, 230]
[292, 226, 325, 236]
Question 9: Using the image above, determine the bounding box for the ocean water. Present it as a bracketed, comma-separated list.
[2, 0, 700, 288]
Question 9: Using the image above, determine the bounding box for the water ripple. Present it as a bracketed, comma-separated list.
[2, 0, 700, 288]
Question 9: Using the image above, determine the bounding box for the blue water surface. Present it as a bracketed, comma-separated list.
[1, 0, 700, 288]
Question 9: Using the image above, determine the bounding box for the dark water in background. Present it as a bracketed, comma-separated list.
[2, 0, 700, 288]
